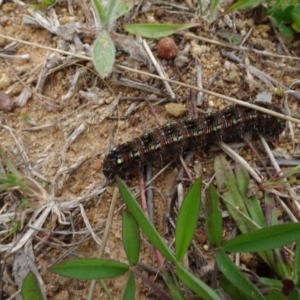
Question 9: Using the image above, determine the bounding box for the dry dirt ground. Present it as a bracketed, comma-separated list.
[0, 1, 300, 299]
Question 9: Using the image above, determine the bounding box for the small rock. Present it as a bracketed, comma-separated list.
[165, 103, 186, 117]
[59, 16, 77, 25]
[228, 70, 240, 83]
[105, 96, 114, 104]
[0, 73, 11, 89]
[0, 92, 15, 112]
[256, 24, 271, 33]
[154, 8, 166, 19]
[157, 37, 178, 59]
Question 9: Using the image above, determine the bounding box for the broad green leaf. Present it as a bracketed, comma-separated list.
[226, 0, 264, 13]
[281, 5, 294, 22]
[176, 265, 220, 300]
[92, 29, 115, 78]
[122, 210, 140, 266]
[124, 23, 199, 38]
[216, 249, 265, 300]
[49, 259, 129, 279]
[205, 185, 222, 247]
[292, 5, 300, 27]
[223, 223, 300, 253]
[122, 271, 135, 300]
[117, 178, 176, 263]
[175, 178, 202, 262]
[22, 271, 43, 300]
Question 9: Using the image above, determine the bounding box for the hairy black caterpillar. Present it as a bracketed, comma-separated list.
[103, 102, 285, 179]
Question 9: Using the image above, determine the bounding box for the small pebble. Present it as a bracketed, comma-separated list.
[157, 37, 178, 59]
[165, 103, 186, 117]
[0, 92, 15, 112]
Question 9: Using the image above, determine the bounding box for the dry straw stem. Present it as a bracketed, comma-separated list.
[0, 33, 299, 125]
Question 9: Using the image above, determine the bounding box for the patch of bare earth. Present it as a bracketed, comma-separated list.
[1, 1, 300, 299]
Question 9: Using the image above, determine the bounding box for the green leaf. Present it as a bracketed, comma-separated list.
[122, 271, 135, 300]
[214, 156, 255, 234]
[292, 21, 300, 32]
[124, 23, 200, 38]
[92, 0, 107, 26]
[49, 259, 129, 279]
[175, 178, 202, 262]
[216, 249, 265, 300]
[176, 265, 221, 300]
[117, 178, 176, 263]
[161, 271, 185, 300]
[220, 275, 254, 300]
[122, 210, 140, 266]
[277, 22, 294, 36]
[21, 271, 44, 300]
[116, 0, 134, 19]
[226, 0, 264, 13]
[288, 289, 300, 300]
[292, 5, 300, 27]
[209, 0, 220, 20]
[92, 29, 115, 78]
[265, 289, 286, 300]
[293, 240, 300, 284]
[223, 223, 300, 253]
[259, 277, 283, 289]
[205, 185, 222, 247]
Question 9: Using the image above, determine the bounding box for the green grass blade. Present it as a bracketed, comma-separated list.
[117, 178, 176, 263]
[0, 145, 22, 177]
[265, 289, 286, 300]
[264, 192, 278, 226]
[49, 259, 129, 279]
[209, 0, 220, 20]
[106, 0, 120, 30]
[216, 249, 265, 300]
[259, 277, 283, 289]
[223, 223, 300, 253]
[122, 271, 135, 300]
[175, 178, 202, 262]
[122, 210, 140, 266]
[92, 29, 115, 78]
[124, 23, 200, 38]
[293, 240, 300, 284]
[21, 271, 44, 300]
[205, 185, 222, 247]
[226, 0, 264, 13]
[176, 264, 221, 300]
[220, 275, 255, 300]
[161, 270, 185, 300]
